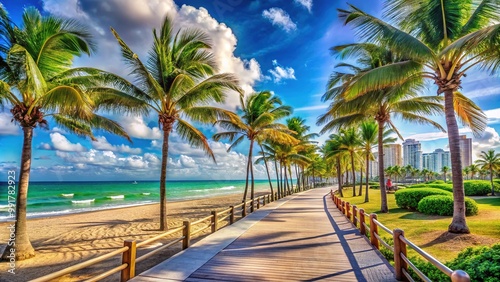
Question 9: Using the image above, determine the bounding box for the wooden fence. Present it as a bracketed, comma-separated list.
[30, 186, 308, 282]
[330, 191, 470, 282]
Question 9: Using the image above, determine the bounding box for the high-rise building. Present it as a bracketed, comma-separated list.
[459, 135, 472, 167]
[403, 139, 422, 170]
[422, 148, 451, 172]
[384, 144, 402, 168]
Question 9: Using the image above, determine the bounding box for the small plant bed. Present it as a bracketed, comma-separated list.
[334, 187, 500, 263]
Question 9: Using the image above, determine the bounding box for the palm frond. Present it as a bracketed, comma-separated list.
[176, 73, 241, 108]
[183, 106, 239, 124]
[453, 91, 487, 137]
[176, 118, 215, 162]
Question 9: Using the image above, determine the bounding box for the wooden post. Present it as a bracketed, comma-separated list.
[352, 205, 358, 227]
[341, 201, 346, 214]
[250, 198, 255, 213]
[257, 197, 261, 209]
[229, 206, 235, 224]
[121, 240, 136, 282]
[346, 202, 351, 220]
[211, 211, 218, 233]
[182, 221, 191, 250]
[393, 228, 408, 281]
[451, 270, 471, 282]
[242, 202, 247, 217]
[359, 208, 366, 235]
[370, 213, 379, 249]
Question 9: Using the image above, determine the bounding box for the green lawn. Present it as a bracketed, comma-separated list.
[336, 186, 500, 262]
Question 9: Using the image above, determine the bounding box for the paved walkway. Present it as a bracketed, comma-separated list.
[132, 187, 396, 282]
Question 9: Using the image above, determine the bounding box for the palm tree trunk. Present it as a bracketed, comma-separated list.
[274, 159, 280, 199]
[250, 141, 255, 212]
[288, 165, 293, 193]
[336, 158, 344, 197]
[351, 153, 356, 197]
[294, 164, 300, 190]
[444, 90, 469, 234]
[365, 154, 370, 202]
[377, 120, 388, 213]
[243, 139, 254, 203]
[284, 166, 288, 195]
[279, 162, 284, 196]
[490, 168, 495, 196]
[159, 128, 171, 231]
[2, 127, 35, 260]
[359, 166, 363, 196]
[259, 143, 274, 199]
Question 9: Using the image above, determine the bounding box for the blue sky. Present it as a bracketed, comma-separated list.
[0, 0, 499, 181]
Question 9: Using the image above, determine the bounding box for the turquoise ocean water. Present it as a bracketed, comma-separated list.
[0, 180, 276, 221]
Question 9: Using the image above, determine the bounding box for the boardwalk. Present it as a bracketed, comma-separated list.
[132, 187, 396, 282]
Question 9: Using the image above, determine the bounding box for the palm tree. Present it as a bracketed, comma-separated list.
[359, 121, 377, 202]
[403, 164, 414, 183]
[463, 167, 471, 180]
[317, 42, 445, 212]
[338, 1, 496, 233]
[468, 164, 480, 180]
[213, 91, 295, 204]
[110, 16, 241, 231]
[0, 7, 136, 260]
[441, 166, 450, 183]
[337, 128, 362, 196]
[475, 150, 500, 196]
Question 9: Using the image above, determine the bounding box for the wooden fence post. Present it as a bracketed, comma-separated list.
[352, 205, 358, 227]
[369, 213, 379, 249]
[121, 240, 136, 282]
[346, 202, 351, 220]
[229, 206, 235, 224]
[242, 202, 247, 217]
[359, 209, 366, 236]
[250, 199, 255, 213]
[211, 211, 218, 233]
[182, 221, 191, 250]
[341, 201, 346, 214]
[257, 197, 261, 209]
[393, 228, 407, 281]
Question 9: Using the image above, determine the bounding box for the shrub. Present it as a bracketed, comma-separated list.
[417, 195, 478, 216]
[370, 184, 380, 189]
[430, 180, 445, 184]
[463, 180, 497, 196]
[409, 244, 500, 282]
[395, 188, 451, 210]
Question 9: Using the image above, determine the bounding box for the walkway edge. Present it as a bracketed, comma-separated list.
[131, 191, 310, 282]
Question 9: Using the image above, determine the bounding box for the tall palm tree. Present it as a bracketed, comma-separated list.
[338, 1, 496, 233]
[317, 42, 445, 212]
[324, 134, 348, 197]
[359, 121, 377, 201]
[0, 7, 135, 260]
[463, 167, 471, 180]
[441, 166, 450, 183]
[475, 150, 500, 196]
[468, 164, 480, 180]
[336, 128, 361, 196]
[110, 16, 241, 231]
[213, 91, 295, 204]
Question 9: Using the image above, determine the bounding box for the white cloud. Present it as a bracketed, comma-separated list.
[92, 136, 142, 154]
[0, 112, 19, 135]
[294, 0, 312, 12]
[485, 108, 500, 125]
[405, 128, 472, 142]
[121, 116, 162, 140]
[50, 133, 87, 152]
[179, 155, 197, 168]
[268, 60, 296, 83]
[472, 127, 500, 156]
[43, 1, 262, 109]
[262, 8, 297, 32]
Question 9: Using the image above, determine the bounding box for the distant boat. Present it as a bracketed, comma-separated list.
[132, 181, 138, 184]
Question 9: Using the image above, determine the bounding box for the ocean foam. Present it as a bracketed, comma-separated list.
[61, 193, 74, 197]
[141, 193, 151, 195]
[107, 195, 125, 199]
[71, 199, 95, 204]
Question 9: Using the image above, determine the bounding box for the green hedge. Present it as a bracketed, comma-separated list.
[417, 195, 478, 216]
[410, 244, 500, 282]
[395, 188, 451, 210]
[463, 180, 497, 196]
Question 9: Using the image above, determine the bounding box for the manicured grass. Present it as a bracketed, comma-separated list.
[336, 186, 500, 262]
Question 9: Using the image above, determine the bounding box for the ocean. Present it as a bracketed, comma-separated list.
[0, 179, 278, 221]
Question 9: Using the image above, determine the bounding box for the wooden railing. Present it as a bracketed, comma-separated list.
[330, 191, 470, 282]
[30, 185, 312, 282]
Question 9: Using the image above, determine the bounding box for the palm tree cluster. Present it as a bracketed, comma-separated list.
[318, 0, 500, 234]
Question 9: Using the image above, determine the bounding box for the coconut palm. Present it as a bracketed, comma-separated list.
[441, 166, 450, 183]
[324, 133, 348, 197]
[336, 127, 361, 196]
[110, 15, 242, 231]
[0, 7, 139, 260]
[317, 42, 445, 212]
[468, 164, 480, 180]
[213, 91, 295, 204]
[463, 166, 471, 180]
[338, 1, 497, 233]
[475, 150, 500, 196]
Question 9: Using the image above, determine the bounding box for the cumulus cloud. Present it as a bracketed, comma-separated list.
[0, 112, 19, 135]
[262, 8, 297, 32]
[42, 0, 262, 108]
[268, 60, 296, 83]
[472, 127, 500, 156]
[92, 136, 142, 154]
[121, 116, 162, 140]
[294, 0, 312, 12]
[485, 108, 500, 125]
[49, 133, 87, 152]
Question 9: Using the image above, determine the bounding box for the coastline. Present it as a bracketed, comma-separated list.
[0, 191, 265, 281]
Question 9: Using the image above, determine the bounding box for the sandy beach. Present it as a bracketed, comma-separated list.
[0, 193, 258, 281]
